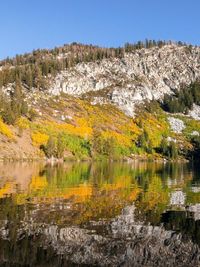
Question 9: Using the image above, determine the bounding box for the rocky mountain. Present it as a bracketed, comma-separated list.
[0, 41, 200, 160]
[1, 42, 200, 115]
[49, 44, 200, 116]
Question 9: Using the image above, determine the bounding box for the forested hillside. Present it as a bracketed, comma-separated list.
[0, 40, 200, 161]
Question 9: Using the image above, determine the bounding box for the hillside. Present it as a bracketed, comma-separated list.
[0, 41, 200, 161]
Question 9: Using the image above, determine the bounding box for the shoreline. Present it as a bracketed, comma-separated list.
[0, 155, 190, 164]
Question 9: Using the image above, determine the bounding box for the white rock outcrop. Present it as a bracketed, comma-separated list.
[48, 45, 200, 116]
[187, 204, 200, 221]
[170, 190, 186, 206]
[188, 104, 200, 120]
[168, 117, 186, 133]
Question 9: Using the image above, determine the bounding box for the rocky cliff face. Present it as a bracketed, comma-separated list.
[49, 45, 200, 116]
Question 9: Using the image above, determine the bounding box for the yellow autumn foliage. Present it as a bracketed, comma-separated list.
[137, 112, 170, 147]
[62, 185, 92, 202]
[33, 119, 92, 139]
[15, 184, 93, 205]
[141, 175, 169, 211]
[0, 118, 14, 139]
[59, 123, 92, 138]
[16, 117, 30, 129]
[102, 130, 132, 147]
[0, 182, 12, 198]
[31, 131, 49, 146]
[101, 175, 132, 191]
[129, 187, 142, 201]
[29, 176, 48, 190]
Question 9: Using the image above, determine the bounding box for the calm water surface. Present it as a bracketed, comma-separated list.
[0, 161, 200, 266]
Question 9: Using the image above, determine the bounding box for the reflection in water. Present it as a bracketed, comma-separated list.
[0, 161, 200, 266]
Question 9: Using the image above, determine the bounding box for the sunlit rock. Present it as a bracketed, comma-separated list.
[48, 45, 200, 116]
[170, 190, 186, 206]
[168, 117, 186, 133]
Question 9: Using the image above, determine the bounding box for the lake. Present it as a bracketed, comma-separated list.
[0, 161, 200, 266]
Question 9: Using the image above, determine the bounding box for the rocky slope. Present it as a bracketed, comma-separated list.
[49, 44, 200, 116]
[1, 42, 200, 160]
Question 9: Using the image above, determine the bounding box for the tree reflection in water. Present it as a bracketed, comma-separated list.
[0, 161, 199, 266]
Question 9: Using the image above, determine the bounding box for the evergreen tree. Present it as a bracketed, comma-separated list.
[10, 77, 23, 121]
[169, 141, 178, 159]
[137, 129, 153, 153]
[160, 137, 168, 155]
[2, 103, 16, 125]
[25, 66, 33, 89]
[104, 137, 116, 158]
[92, 129, 104, 155]
[45, 136, 57, 158]
[57, 134, 65, 158]
[34, 65, 43, 89]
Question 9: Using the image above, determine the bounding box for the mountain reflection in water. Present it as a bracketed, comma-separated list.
[0, 161, 200, 266]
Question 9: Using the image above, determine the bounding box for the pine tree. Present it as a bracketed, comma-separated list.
[104, 137, 116, 158]
[45, 136, 57, 158]
[25, 66, 33, 89]
[2, 101, 16, 124]
[92, 129, 104, 155]
[34, 65, 43, 89]
[57, 134, 65, 158]
[160, 137, 168, 155]
[169, 141, 178, 159]
[11, 77, 23, 120]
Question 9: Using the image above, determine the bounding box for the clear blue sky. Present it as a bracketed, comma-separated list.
[0, 0, 200, 59]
